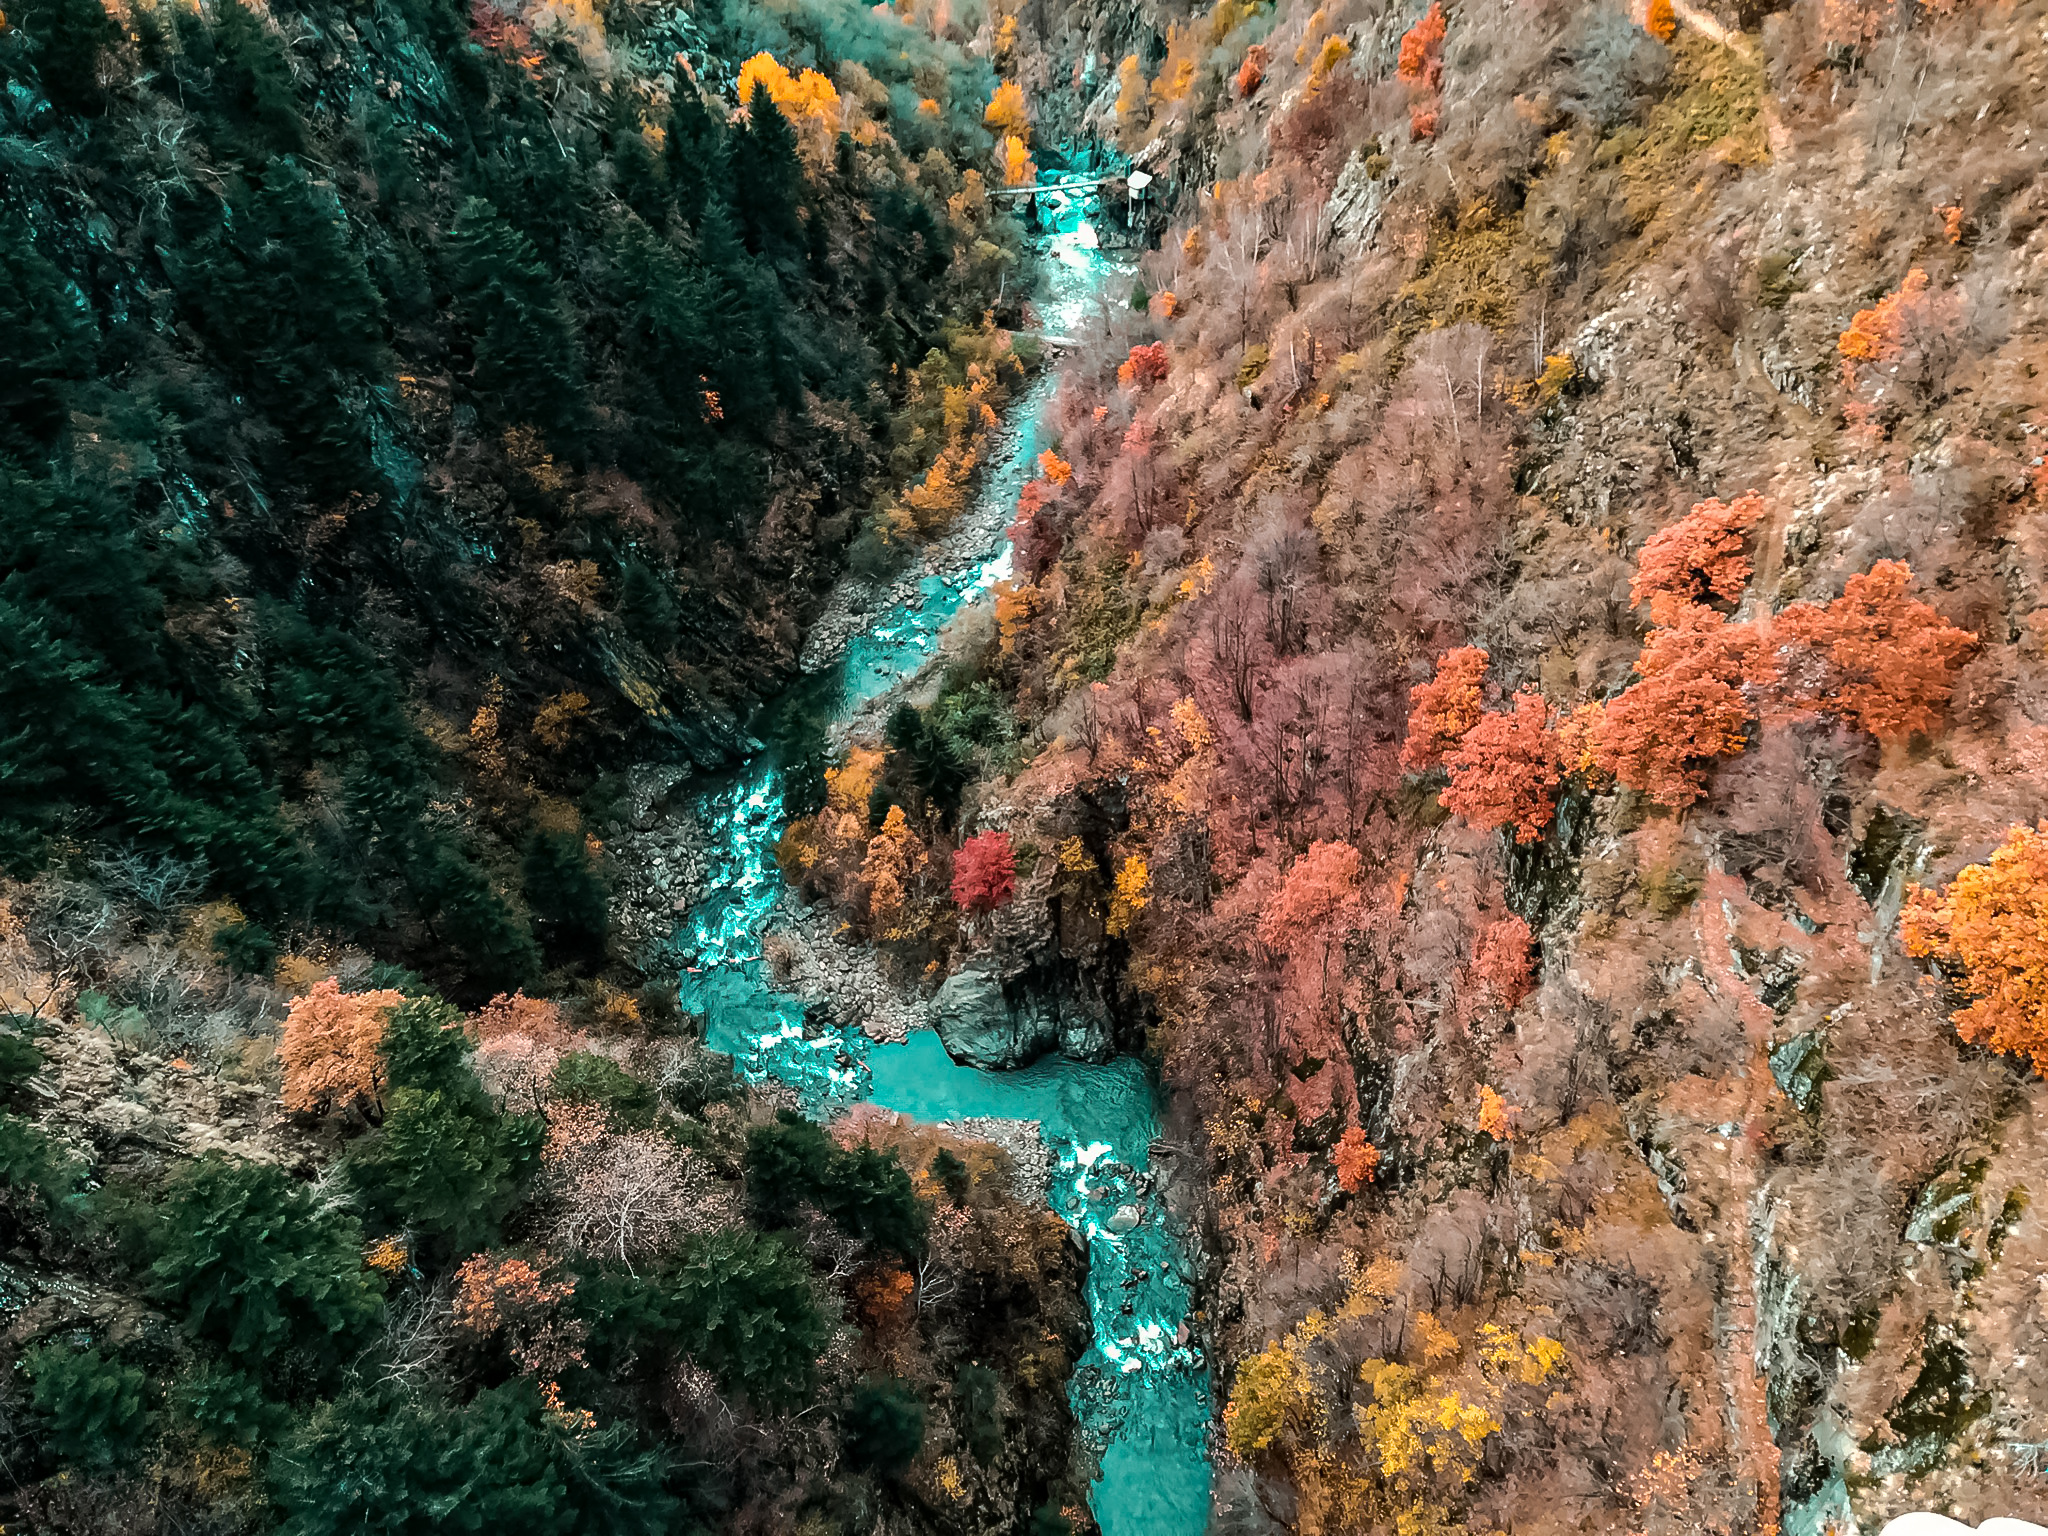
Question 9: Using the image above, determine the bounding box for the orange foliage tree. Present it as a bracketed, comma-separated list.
[1441, 691, 1562, 844]
[1396, 0, 1446, 137]
[1476, 1084, 1516, 1141]
[1257, 840, 1362, 960]
[471, 991, 571, 1046]
[1629, 493, 1766, 609]
[1775, 560, 1976, 742]
[1333, 1127, 1380, 1192]
[999, 135, 1036, 187]
[279, 977, 406, 1114]
[1400, 645, 1489, 771]
[737, 51, 842, 151]
[452, 1249, 585, 1395]
[1235, 44, 1268, 98]
[983, 79, 1030, 137]
[1903, 822, 2048, 1074]
[1396, 1, 1445, 85]
[1836, 269, 1961, 429]
[1589, 599, 1768, 808]
[1118, 343, 1170, 390]
[1472, 914, 1535, 1009]
[864, 805, 929, 936]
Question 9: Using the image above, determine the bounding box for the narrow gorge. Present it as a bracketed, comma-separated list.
[3, 0, 2048, 1533]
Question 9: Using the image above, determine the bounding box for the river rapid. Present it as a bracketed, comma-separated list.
[670, 197, 1212, 1536]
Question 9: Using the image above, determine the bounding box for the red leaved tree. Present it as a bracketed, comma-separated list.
[1630, 493, 1766, 609]
[1401, 645, 1489, 770]
[1775, 560, 1976, 742]
[1118, 343, 1170, 390]
[1590, 599, 1770, 808]
[1471, 914, 1536, 1009]
[1396, 0, 1446, 138]
[951, 830, 1017, 914]
[1441, 691, 1562, 843]
[1235, 44, 1267, 98]
[1257, 840, 1363, 960]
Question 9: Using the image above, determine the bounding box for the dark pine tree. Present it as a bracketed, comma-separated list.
[665, 88, 730, 227]
[730, 83, 806, 266]
[13, 0, 121, 116]
[445, 197, 590, 450]
[211, 0, 308, 159]
[0, 221, 96, 458]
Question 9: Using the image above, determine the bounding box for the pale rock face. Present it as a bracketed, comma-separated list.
[1880, 1518, 2048, 1536]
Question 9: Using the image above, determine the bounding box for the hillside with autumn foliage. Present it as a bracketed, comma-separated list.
[773, 0, 2048, 1530]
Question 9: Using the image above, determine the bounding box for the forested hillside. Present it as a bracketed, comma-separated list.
[776, 0, 2048, 1530]
[2, 0, 1026, 996]
[0, 1, 1098, 1532]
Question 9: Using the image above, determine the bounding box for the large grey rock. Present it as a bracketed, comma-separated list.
[932, 955, 1128, 1071]
[932, 962, 1054, 1070]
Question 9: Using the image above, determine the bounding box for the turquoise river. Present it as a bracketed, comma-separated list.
[671, 199, 1212, 1536]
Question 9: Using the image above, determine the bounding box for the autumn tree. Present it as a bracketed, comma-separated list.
[1397, 1, 1446, 86]
[279, 977, 406, 1115]
[1396, 0, 1446, 137]
[1440, 692, 1561, 844]
[452, 1250, 586, 1391]
[1333, 1127, 1380, 1192]
[863, 805, 929, 936]
[951, 830, 1017, 914]
[1837, 268, 1961, 403]
[1775, 560, 1976, 742]
[1471, 915, 1535, 1008]
[1258, 841, 1362, 960]
[1401, 646, 1489, 770]
[983, 80, 1030, 139]
[1589, 599, 1768, 808]
[738, 51, 843, 153]
[1118, 343, 1170, 390]
[542, 1103, 729, 1262]
[1476, 1085, 1516, 1141]
[1902, 822, 2048, 1074]
[1236, 44, 1268, 98]
[1630, 493, 1766, 609]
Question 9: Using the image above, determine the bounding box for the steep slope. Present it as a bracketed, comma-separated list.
[0, 0, 1027, 998]
[783, 0, 2048, 1530]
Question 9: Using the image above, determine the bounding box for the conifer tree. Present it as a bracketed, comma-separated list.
[344, 997, 545, 1263]
[617, 560, 681, 656]
[522, 828, 610, 971]
[211, 0, 307, 159]
[666, 89, 730, 226]
[446, 197, 590, 449]
[12, 0, 121, 116]
[0, 222, 95, 456]
[731, 82, 806, 265]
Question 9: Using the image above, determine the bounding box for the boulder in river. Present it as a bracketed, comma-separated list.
[931, 960, 1052, 1069]
[931, 957, 1120, 1069]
